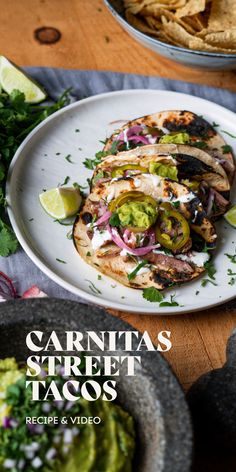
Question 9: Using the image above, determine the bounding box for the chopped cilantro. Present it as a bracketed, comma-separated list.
[98, 274, 102, 280]
[83, 141, 119, 170]
[128, 260, 148, 281]
[204, 260, 216, 280]
[60, 175, 70, 186]
[54, 219, 74, 226]
[227, 268, 236, 275]
[109, 212, 120, 227]
[228, 277, 235, 286]
[201, 278, 217, 287]
[192, 141, 208, 149]
[195, 290, 200, 295]
[172, 201, 180, 208]
[222, 144, 232, 154]
[56, 152, 61, 155]
[221, 130, 236, 138]
[85, 279, 102, 295]
[212, 122, 219, 127]
[159, 294, 180, 307]
[75, 128, 80, 132]
[225, 252, 236, 263]
[65, 154, 74, 164]
[159, 300, 179, 307]
[142, 286, 164, 302]
[56, 258, 67, 264]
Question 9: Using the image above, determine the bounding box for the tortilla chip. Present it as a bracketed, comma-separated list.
[204, 30, 236, 49]
[189, 37, 236, 53]
[208, 0, 236, 31]
[124, 0, 236, 53]
[161, 20, 194, 47]
[125, 10, 162, 36]
[175, 0, 206, 18]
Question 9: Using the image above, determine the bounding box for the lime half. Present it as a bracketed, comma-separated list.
[224, 204, 236, 228]
[0, 56, 47, 103]
[39, 187, 82, 220]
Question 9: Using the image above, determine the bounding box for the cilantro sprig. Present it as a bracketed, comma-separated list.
[142, 286, 180, 306]
[0, 87, 71, 257]
[83, 140, 119, 170]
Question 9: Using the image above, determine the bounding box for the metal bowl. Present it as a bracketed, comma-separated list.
[0, 299, 192, 471]
[104, 0, 236, 70]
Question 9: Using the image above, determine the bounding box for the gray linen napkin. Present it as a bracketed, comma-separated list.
[1, 67, 236, 301]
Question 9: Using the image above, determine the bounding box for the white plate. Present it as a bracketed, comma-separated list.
[6, 89, 236, 314]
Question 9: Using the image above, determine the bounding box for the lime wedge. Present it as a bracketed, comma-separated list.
[39, 187, 82, 220]
[0, 56, 47, 103]
[224, 204, 236, 228]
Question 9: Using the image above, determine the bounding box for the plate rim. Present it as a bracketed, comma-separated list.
[6, 88, 236, 314]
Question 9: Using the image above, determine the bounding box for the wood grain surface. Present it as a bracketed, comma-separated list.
[1, 0, 236, 392]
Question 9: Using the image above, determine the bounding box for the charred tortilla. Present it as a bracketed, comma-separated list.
[93, 143, 230, 219]
[103, 110, 235, 184]
[94, 143, 230, 193]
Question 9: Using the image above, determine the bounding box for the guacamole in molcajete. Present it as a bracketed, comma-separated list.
[0, 359, 135, 471]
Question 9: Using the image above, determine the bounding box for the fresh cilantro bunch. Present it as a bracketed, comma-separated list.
[0, 88, 71, 257]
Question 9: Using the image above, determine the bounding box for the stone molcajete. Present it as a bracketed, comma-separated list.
[187, 328, 236, 471]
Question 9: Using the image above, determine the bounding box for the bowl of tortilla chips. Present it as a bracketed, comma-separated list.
[104, 0, 236, 70]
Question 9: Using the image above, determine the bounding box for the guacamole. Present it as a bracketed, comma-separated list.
[159, 132, 190, 144]
[0, 359, 135, 472]
[117, 201, 157, 230]
[149, 162, 178, 181]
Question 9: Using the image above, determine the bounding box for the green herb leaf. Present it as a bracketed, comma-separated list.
[0, 222, 18, 256]
[228, 277, 235, 286]
[0, 86, 71, 257]
[109, 212, 120, 227]
[56, 258, 67, 264]
[222, 144, 232, 154]
[221, 130, 236, 138]
[225, 253, 236, 263]
[204, 260, 216, 280]
[85, 279, 102, 295]
[60, 175, 70, 186]
[142, 286, 164, 302]
[227, 268, 236, 275]
[159, 293, 180, 307]
[65, 154, 74, 164]
[128, 260, 148, 281]
[192, 141, 208, 149]
[159, 300, 179, 307]
[201, 278, 217, 287]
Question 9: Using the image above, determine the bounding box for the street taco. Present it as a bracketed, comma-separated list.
[73, 176, 217, 290]
[103, 110, 235, 184]
[93, 143, 230, 218]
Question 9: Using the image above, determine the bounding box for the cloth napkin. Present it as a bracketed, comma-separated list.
[1, 67, 236, 300]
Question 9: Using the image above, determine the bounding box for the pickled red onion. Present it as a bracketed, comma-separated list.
[108, 226, 160, 256]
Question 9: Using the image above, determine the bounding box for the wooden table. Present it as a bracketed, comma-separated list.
[1, 0, 236, 390]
